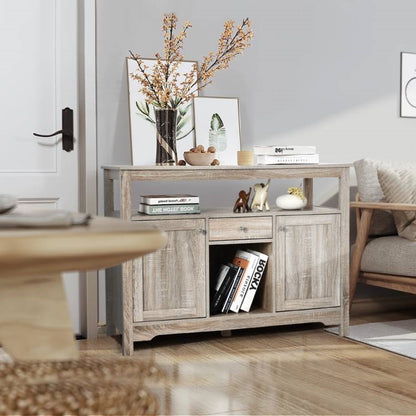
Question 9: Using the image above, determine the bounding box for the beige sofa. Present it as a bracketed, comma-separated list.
[350, 159, 416, 305]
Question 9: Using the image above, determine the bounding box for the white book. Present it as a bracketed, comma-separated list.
[140, 194, 199, 205]
[256, 154, 319, 165]
[253, 145, 316, 156]
[229, 250, 259, 313]
[240, 249, 269, 312]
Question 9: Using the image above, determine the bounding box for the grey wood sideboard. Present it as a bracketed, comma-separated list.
[103, 164, 350, 355]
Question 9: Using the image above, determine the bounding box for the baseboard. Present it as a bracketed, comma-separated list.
[96, 323, 107, 337]
[351, 295, 416, 316]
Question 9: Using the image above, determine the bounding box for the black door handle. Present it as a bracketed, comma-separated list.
[33, 107, 74, 152]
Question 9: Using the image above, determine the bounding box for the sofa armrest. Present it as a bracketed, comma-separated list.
[350, 201, 416, 211]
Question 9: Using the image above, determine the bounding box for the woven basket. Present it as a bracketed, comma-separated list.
[0, 357, 161, 415]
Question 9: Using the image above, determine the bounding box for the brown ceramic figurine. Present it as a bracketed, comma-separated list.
[233, 187, 252, 213]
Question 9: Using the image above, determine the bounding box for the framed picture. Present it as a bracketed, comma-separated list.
[400, 52, 416, 118]
[193, 97, 241, 165]
[126, 58, 198, 165]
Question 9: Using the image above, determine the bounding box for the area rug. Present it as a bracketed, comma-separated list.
[0, 355, 162, 415]
[327, 319, 416, 359]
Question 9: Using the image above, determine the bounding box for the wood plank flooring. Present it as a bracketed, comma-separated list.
[78, 309, 416, 415]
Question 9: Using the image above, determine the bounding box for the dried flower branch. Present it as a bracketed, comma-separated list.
[129, 13, 253, 109]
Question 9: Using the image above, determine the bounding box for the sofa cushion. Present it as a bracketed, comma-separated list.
[360, 236, 416, 277]
[353, 159, 396, 236]
[377, 167, 416, 240]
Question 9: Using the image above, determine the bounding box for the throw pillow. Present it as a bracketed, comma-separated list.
[377, 167, 416, 241]
[354, 159, 396, 236]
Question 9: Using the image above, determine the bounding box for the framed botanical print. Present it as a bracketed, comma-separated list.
[193, 97, 241, 165]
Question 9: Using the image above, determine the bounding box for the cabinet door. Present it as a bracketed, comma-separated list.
[276, 215, 340, 311]
[133, 219, 206, 322]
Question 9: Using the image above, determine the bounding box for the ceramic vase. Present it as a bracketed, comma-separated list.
[275, 194, 307, 210]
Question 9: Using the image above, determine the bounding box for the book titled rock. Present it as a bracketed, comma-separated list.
[229, 250, 259, 313]
[140, 194, 199, 205]
[139, 203, 200, 215]
[240, 249, 268, 312]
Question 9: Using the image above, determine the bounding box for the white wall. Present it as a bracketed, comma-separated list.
[96, 0, 416, 320]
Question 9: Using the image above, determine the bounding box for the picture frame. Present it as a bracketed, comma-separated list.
[126, 58, 198, 165]
[193, 97, 241, 165]
[400, 52, 416, 118]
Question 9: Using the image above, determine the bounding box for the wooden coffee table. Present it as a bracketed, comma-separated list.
[0, 216, 166, 360]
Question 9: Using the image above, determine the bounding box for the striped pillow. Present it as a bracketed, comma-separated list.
[377, 167, 416, 240]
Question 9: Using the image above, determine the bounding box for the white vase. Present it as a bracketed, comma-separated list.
[275, 194, 307, 210]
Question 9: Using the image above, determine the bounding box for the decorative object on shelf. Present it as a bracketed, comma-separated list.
[183, 145, 218, 166]
[127, 58, 197, 166]
[233, 187, 251, 213]
[154, 107, 178, 165]
[276, 186, 307, 210]
[237, 150, 254, 166]
[251, 179, 271, 211]
[194, 97, 241, 165]
[400, 52, 416, 118]
[128, 13, 253, 166]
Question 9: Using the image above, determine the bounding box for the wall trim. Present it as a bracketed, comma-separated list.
[78, 0, 98, 339]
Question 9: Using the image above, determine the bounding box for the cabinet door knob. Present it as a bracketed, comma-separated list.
[199, 228, 207, 235]
[278, 226, 287, 232]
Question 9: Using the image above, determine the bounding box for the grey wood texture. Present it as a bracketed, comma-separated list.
[209, 217, 273, 241]
[276, 215, 341, 311]
[133, 219, 206, 322]
[103, 164, 350, 354]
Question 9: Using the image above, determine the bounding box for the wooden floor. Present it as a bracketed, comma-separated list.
[79, 309, 416, 415]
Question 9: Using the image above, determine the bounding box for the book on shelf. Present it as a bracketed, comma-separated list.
[139, 203, 200, 215]
[221, 266, 244, 314]
[140, 194, 199, 205]
[240, 249, 269, 312]
[228, 250, 259, 313]
[210, 264, 239, 315]
[256, 153, 319, 165]
[253, 145, 316, 156]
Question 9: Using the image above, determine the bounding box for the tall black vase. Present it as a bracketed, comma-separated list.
[154, 108, 178, 166]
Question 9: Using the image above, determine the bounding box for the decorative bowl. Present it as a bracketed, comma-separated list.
[183, 151, 217, 166]
[275, 194, 307, 210]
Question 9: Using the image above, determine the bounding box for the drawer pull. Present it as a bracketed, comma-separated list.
[239, 226, 248, 233]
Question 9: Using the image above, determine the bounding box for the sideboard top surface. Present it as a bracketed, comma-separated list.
[103, 164, 351, 181]
[103, 163, 351, 171]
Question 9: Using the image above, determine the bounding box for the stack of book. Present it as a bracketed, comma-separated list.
[210, 248, 268, 314]
[254, 145, 319, 165]
[139, 194, 200, 215]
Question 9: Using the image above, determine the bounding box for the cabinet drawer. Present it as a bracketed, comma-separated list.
[209, 217, 272, 241]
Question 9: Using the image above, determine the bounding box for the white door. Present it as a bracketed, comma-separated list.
[0, 1, 80, 332]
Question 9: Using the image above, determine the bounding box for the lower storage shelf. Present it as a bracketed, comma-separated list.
[131, 307, 343, 342]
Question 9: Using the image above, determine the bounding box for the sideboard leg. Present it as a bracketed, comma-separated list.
[122, 334, 134, 356]
[122, 260, 134, 356]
